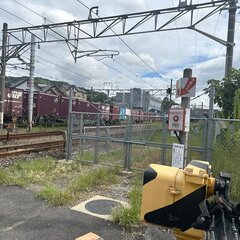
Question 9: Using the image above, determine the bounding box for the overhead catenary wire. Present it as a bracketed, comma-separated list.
[191, 91, 208, 101]
[96, 58, 139, 83]
[207, 11, 240, 81]
[206, 12, 221, 62]
[1, 2, 93, 81]
[0, 7, 33, 26]
[75, 0, 168, 83]
[171, 0, 183, 66]
[35, 55, 90, 80]
[112, 59, 138, 77]
[19, 52, 91, 81]
[0, 6, 62, 41]
[7, 0, 142, 85]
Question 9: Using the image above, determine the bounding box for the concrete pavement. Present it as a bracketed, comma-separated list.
[0, 186, 136, 240]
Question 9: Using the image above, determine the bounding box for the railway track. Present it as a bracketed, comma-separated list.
[0, 131, 65, 141]
[0, 131, 66, 158]
[0, 124, 160, 158]
[0, 140, 65, 158]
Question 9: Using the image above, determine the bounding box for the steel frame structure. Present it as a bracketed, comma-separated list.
[2, 0, 230, 61]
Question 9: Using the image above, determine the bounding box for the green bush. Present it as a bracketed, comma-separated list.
[112, 174, 142, 229]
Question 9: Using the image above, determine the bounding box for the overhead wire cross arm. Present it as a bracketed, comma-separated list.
[4, 0, 229, 49]
[74, 49, 119, 59]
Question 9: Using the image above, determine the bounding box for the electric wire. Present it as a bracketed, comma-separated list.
[207, 10, 240, 80]
[171, 0, 183, 66]
[75, 0, 168, 82]
[96, 58, 139, 82]
[194, 0, 199, 72]
[11, 0, 44, 19]
[9, 0, 141, 84]
[35, 55, 90, 80]
[0, 6, 62, 41]
[0, 7, 33, 26]
[20, 53, 91, 81]
[203, 7, 240, 84]
[191, 91, 208, 101]
[112, 59, 138, 77]
[1, 2, 94, 81]
[206, 12, 221, 60]
[7, 50, 86, 84]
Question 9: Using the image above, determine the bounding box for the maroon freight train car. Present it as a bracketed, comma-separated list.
[33, 92, 60, 117]
[59, 96, 69, 118]
[4, 88, 24, 118]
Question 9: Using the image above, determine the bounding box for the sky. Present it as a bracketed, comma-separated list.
[1, 0, 240, 108]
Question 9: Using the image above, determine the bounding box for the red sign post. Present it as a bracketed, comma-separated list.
[176, 77, 196, 98]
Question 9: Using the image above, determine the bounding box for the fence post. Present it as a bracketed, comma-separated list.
[161, 114, 167, 165]
[66, 112, 73, 160]
[66, 87, 73, 160]
[202, 118, 208, 160]
[124, 115, 132, 171]
[79, 112, 84, 161]
[94, 113, 100, 163]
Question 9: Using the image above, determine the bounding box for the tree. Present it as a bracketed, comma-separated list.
[207, 68, 240, 118]
[161, 97, 176, 112]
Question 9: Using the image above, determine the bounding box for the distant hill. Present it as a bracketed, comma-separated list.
[5, 76, 70, 88]
[5, 76, 108, 103]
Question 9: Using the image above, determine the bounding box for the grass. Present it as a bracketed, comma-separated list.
[212, 128, 240, 201]
[0, 157, 56, 187]
[68, 167, 119, 193]
[131, 146, 161, 169]
[112, 174, 142, 229]
[37, 187, 73, 206]
[0, 154, 143, 229]
[0, 156, 121, 206]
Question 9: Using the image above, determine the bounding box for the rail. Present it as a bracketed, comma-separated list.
[0, 140, 65, 158]
[0, 131, 65, 141]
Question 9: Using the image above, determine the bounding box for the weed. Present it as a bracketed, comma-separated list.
[0, 169, 10, 185]
[6, 157, 56, 186]
[112, 173, 143, 229]
[37, 186, 73, 206]
[69, 167, 119, 193]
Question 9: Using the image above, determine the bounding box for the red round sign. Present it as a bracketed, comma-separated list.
[173, 115, 179, 122]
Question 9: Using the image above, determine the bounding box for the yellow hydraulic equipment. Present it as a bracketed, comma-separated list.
[141, 160, 240, 240]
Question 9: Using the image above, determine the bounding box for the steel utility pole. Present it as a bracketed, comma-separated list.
[0, 23, 7, 129]
[66, 86, 73, 160]
[225, 0, 238, 77]
[180, 68, 192, 167]
[28, 35, 36, 131]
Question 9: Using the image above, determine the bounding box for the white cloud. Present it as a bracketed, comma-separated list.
[42, 9, 76, 23]
[1, 0, 240, 106]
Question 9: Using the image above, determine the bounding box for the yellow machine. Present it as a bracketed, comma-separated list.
[141, 160, 240, 240]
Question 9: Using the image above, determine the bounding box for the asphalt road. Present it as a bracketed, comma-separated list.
[0, 186, 136, 240]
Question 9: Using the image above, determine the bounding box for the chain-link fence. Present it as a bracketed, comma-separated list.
[66, 112, 219, 171]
